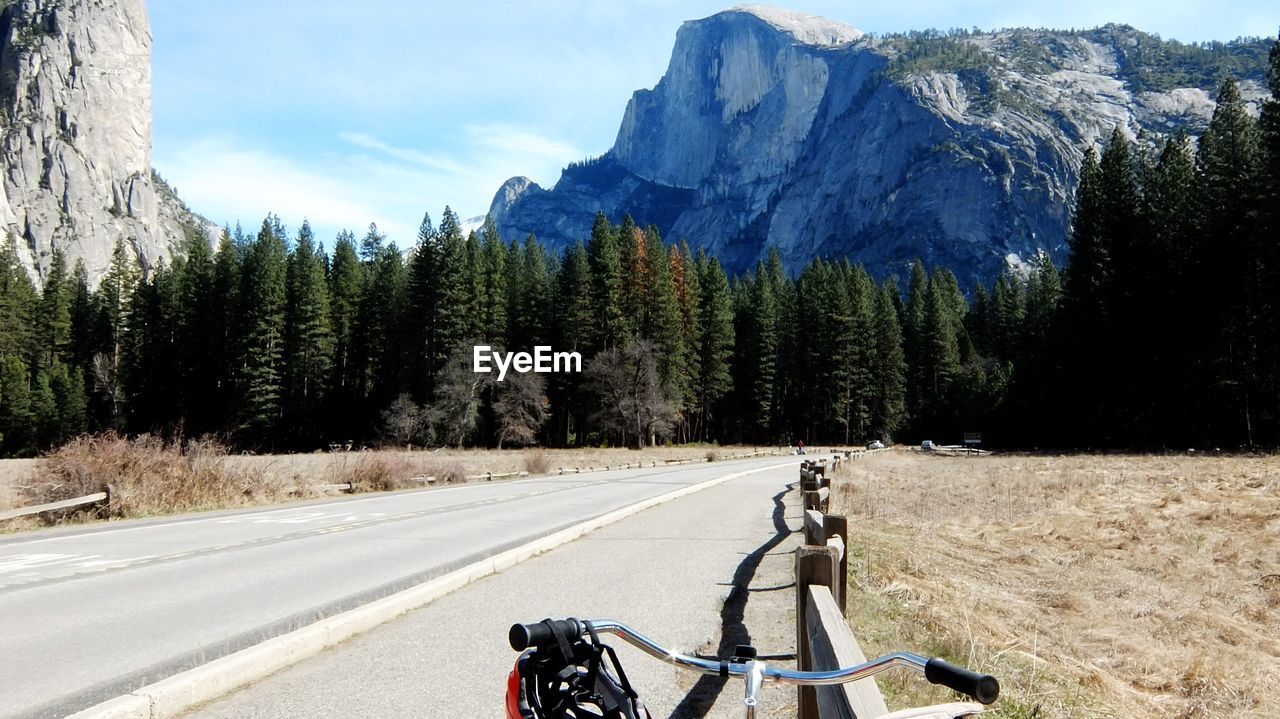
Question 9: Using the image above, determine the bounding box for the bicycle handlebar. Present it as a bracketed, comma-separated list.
[925, 657, 1000, 705]
[509, 619, 999, 705]
[509, 618, 584, 651]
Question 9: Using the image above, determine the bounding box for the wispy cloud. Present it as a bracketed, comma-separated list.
[338, 132, 479, 178]
[157, 126, 587, 247]
[159, 137, 421, 244]
[465, 124, 585, 163]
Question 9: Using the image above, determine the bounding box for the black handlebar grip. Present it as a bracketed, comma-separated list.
[924, 658, 1000, 705]
[508, 619, 583, 651]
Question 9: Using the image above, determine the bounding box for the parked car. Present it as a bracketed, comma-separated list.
[921, 440, 935, 451]
[866, 440, 885, 450]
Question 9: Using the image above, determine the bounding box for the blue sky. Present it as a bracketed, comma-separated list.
[150, 1, 1277, 247]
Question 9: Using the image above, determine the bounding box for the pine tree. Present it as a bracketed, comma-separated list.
[405, 212, 459, 401]
[68, 260, 96, 375]
[872, 281, 907, 440]
[48, 363, 87, 443]
[125, 259, 183, 433]
[1140, 133, 1199, 442]
[514, 234, 551, 350]
[355, 235, 407, 421]
[0, 233, 33, 452]
[0, 233, 36, 363]
[1196, 78, 1265, 445]
[283, 220, 334, 444]
[917, 271, 961, 432]
[903, 261, 929, 422]
[461, 230, 484, 339]
[617, 215, 646, 338]
[642, 227, 684, 401]
[1258, 34, 1280, 442]
[693, 253, 734, 441]
[587, 212, 626, 352]
[670, 243, 701, 440]
[733, 264, 778, 442]
[34, 249, 72, 373]
[762, 249, 793, 442]
[234, 217, 290, 443]
[1063, 149, 1109, 322]
[551, 240, 593, 446]
[479, 218, 508, 343]
[327, 230, 363, 439]
[176, 230, 216, 434]
[842, 265, 878, 443]
[207, 231, 242, 432]
[93, 238, 140, 427]
[0, 355, 33, 455]
[1058, 148, 1110, 444]
[991, 271, 1025, 362]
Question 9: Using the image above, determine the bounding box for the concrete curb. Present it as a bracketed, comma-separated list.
[66, 460, 795, 719]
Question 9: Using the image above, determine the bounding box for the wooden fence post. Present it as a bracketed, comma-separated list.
[796, 543, 840, 719]
[823, 514, 849, 616]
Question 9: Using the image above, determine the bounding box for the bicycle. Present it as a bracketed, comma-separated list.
[507, 617, 999, 718]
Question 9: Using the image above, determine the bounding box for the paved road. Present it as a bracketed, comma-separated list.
[0, 456, 799, 719]
[184, 460, 806, 718]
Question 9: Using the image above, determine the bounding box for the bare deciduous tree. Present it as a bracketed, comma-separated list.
[493, 371, 549, 449]
[379, 393, 433, 447]
[587, 338, 676, 447]
[430, 344, 486, 448]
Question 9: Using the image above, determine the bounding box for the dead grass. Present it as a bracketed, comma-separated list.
[330, 454, 417, 492]
[831, 450, 1280, 719]
[218, 444, 771, 481]
[523, 450, 553, 475]
[22, 434, 301, 521]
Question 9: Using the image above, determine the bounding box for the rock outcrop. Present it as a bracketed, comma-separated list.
[0, 0, 204, 285]
[490, 6, 1272, 284]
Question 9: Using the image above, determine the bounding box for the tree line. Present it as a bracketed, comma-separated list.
[0, 42, 1277, 456]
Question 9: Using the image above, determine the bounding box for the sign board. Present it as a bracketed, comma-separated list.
[963, 432, 982, 446]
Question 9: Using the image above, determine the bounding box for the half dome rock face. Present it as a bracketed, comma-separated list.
[490, 5, 1271, 285]
[0, 0, 195, 285]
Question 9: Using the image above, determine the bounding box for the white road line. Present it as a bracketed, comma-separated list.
[0, 554, 86, 574]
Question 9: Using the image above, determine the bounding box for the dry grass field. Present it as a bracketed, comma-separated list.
[832, 450, 1280, 719]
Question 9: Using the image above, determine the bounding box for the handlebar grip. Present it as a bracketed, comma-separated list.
[508, 619, 584, 651]
[924, 658, 1000, 705]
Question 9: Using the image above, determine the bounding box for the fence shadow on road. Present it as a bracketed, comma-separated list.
[666, 484, 798, 718]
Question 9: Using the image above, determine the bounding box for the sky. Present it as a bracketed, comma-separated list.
[150, 1, 1278, 247]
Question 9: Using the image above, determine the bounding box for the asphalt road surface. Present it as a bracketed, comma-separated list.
[184, 457, 807, 718]
[0, 455, 802, 719]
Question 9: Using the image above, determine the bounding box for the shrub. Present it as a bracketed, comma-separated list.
[26, 433, 292, 520]
[423, 460, 467, 484]
[336, 454, 417, 492]
[524, 451, 552, 475]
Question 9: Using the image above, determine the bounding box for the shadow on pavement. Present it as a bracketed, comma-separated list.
[666, 483, 797, 718]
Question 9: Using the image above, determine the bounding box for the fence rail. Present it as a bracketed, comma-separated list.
[0, 488, 112, 522]
[794, 456, 888, 719]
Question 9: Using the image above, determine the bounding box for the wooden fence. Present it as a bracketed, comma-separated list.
[794, 456, 889, 719]
[0, 486, 114, 522]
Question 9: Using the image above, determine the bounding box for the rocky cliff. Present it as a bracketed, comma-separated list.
[0, 0, 203, 285]
[490, 5, 1272, 283]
